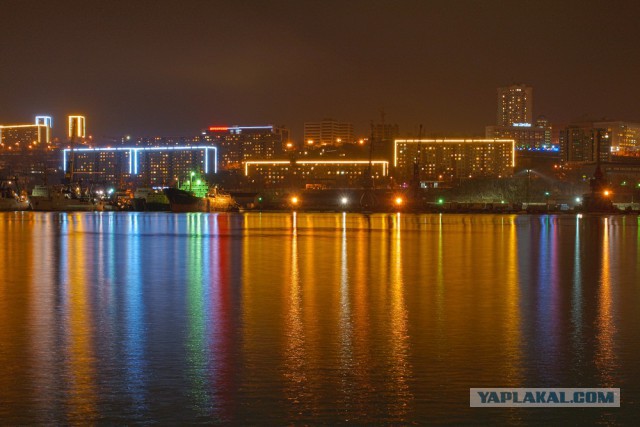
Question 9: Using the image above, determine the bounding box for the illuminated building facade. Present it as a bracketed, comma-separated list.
[62, 146, 217, 186]
[304, 119, 354, 146]
[35, 116, 53, 128]
[120, 135, 203, 147]
[593, 121, 640, 155]
[68, 115, 86, 139]
[497, 84, 533, 127]
[0, 124, 51, 150]
[486, 116, 552, 151]
[245, 160, 388, 188]
[204, 125, 288, 169]
[559, 123, 611, 163]
[394, 139, 515, 182]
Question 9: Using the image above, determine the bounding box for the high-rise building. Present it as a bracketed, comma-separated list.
[68, 115, 86, 140]
[497, 84, 533, 127]
[486, 116, 552, 151]
[35, 116, 53, 128]
[304, 119, 354, 146]
[204, 125, 287, 169]
[62, 145, 217, 186]
[245, 159, 388, 188]
[559, 122, 611, 163]
[0, 117, 51, 148]
[0, 117, 54, 176]
[394, 139, 515, 182]
[592, 121, 640, 155]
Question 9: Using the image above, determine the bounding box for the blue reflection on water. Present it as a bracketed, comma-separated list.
[124, 214, 146, 417]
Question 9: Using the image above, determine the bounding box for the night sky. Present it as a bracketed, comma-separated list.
[2, 0, 639, 141]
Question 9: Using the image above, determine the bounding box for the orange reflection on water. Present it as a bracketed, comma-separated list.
[387, 214, 413, 418]
[282, 219, 310, 416]
[502, 217, 522, 385]
[0, 214, 35, 417]
[61, 214, 98, 423]
[596, 218, 616, 386]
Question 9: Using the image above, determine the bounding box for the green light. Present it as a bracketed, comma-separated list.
[437, 198, 444, 204]
[190, 171, 195, 177]
[621, 181, 627, 186]
[544, 192, 550, 196]
[196, 180, 202, 185]
[258, 197, 263, 202]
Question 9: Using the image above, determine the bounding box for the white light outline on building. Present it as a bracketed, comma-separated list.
[62, 145, 218, 174]
[35, 115, 53, 128]
[233, 126, 273, 130]
[393, 139, 516, 168]
[244, 160, 389, 176]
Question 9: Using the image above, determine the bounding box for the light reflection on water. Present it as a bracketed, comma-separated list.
[0, 212, 639, 424]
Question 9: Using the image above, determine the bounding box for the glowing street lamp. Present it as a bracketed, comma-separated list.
[544, 191, 551, 210]
[340, 197, 349, 205]
[603, 190, 611, 197]
[291, 196, 299, 205]
[394, 196, 404, 206]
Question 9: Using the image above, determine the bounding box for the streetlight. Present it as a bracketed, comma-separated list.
[340, 196, 349, 206]
[525, 169, 532, 206]
[634, 183, 640, 206]
[544, 191, 551, 210]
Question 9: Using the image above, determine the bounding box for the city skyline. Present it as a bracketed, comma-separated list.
[2, 1, 640, 140]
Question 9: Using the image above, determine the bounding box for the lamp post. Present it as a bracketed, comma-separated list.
[544, 191, 550, 211]
[525, 169, 531, 206]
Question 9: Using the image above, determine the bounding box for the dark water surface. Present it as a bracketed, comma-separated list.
[1, 212, 639, 425]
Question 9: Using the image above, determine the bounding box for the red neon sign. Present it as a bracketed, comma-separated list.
[209, 126, 229, 131]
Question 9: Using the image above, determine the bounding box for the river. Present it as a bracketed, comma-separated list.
[0, 212, 638, 424]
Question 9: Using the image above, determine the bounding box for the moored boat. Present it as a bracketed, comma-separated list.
[133, 188, 171, 211]
[30, 185, 105, 211]
[164, 186, 238, 213]
[163, 187, 206, 212]
[0, 180, 29, 211]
